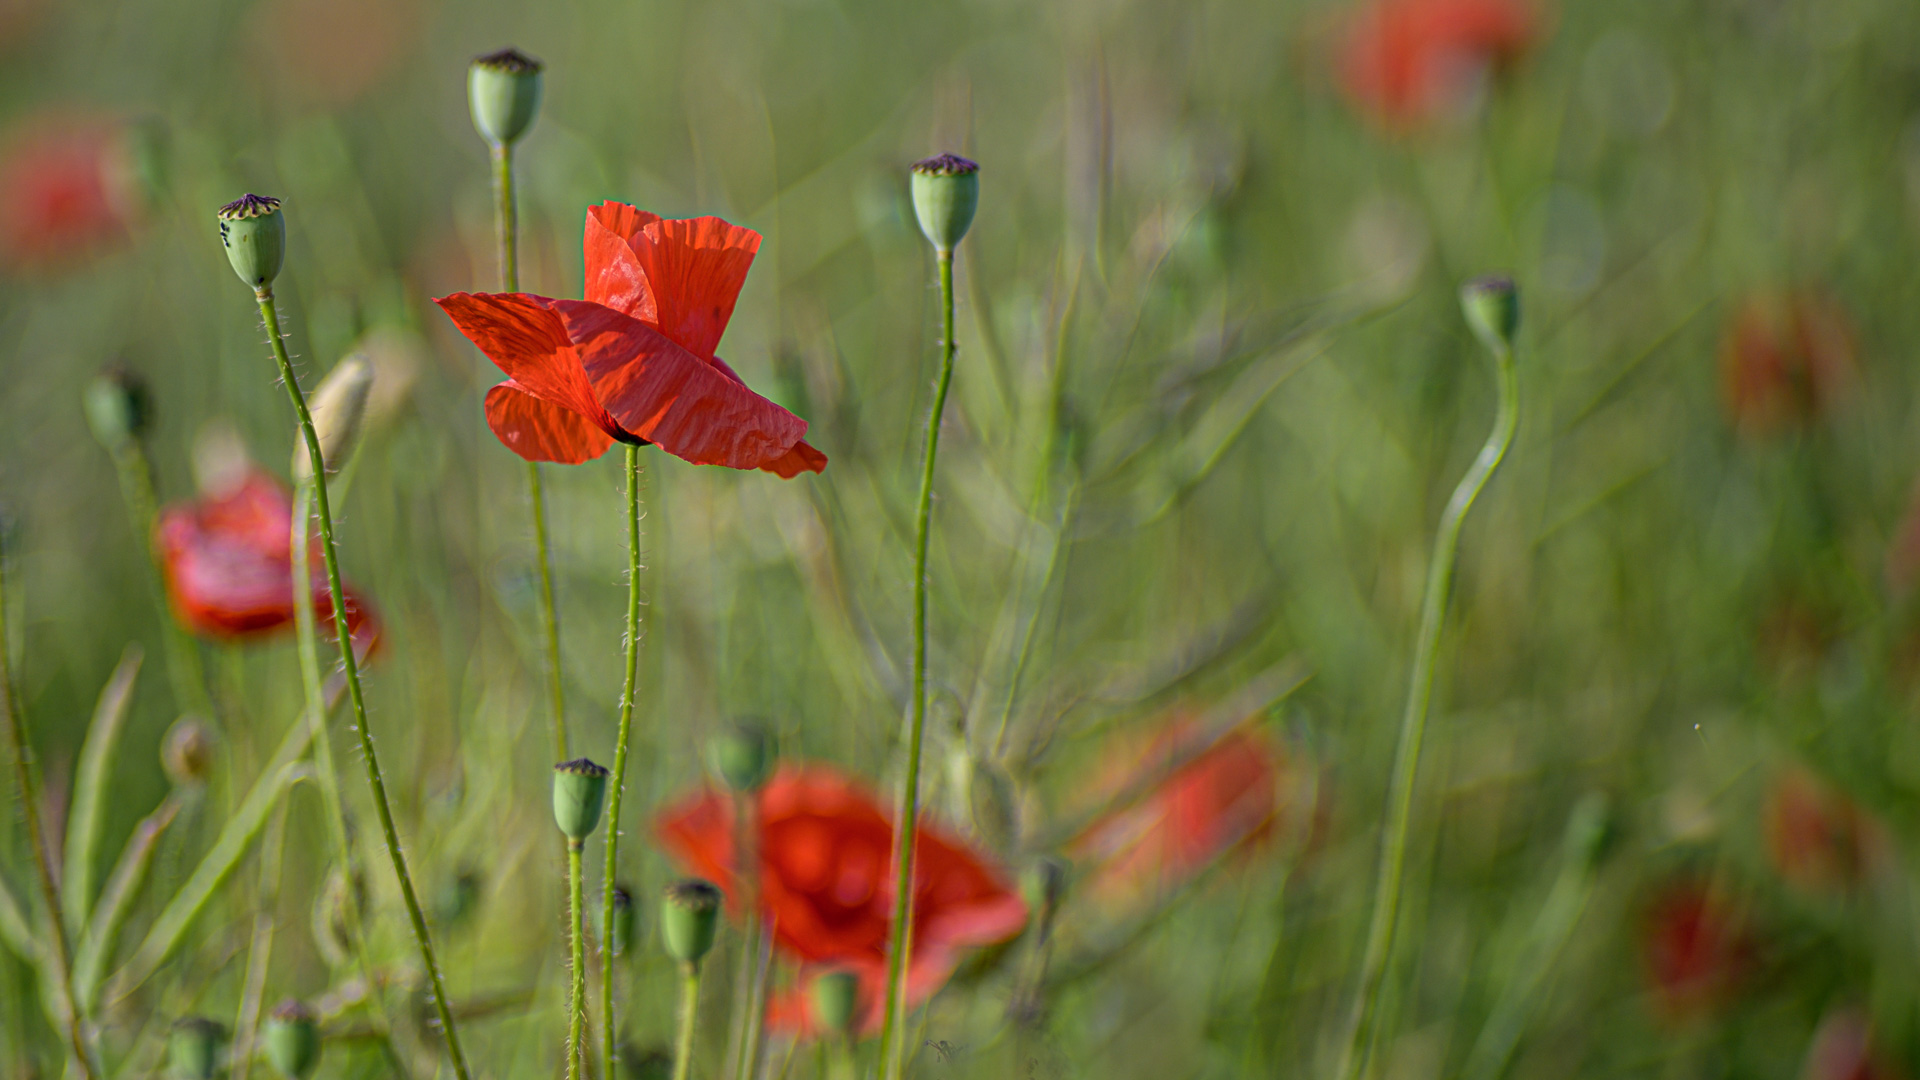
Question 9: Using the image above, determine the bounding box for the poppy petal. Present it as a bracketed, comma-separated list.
[552, 299, 810, 472]
[759, 440, 828, 478]
[585, 202, 760, 357]
[434, 291, 625, 441]
[484, 381, 618, 464]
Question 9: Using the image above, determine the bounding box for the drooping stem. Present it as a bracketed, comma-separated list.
[568, 840, 587, 1080]
[107, 440, 213, 721]
[1337, 337, 1519, 1080]
[602, 443, 644, 1077]
[879, 247, 958, 1080]
[671, 963, 703, 1080]
[257, 289, 471, 1080]
[0, 537, 98, 1080]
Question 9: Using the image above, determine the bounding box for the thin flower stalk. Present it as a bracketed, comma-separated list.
[602, 442, 643, 1077]
[568, 839, 587, 1080]
[672, 963, 702, 1080]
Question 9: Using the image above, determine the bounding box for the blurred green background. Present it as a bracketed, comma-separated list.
[6, 0, 1920, 1076]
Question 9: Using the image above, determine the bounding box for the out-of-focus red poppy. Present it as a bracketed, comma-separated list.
[1070, 720, 1297, 904]
[1720, 291, 1856, 434]
[656, 764, 1026, 1036]
[1764, 769, 1883, 896]
[0, 114, 140, 268]
[1803, 1007, 1905, 1080]
[436, 203, 827, 477]
[1340, 0, 1538, 128]
[155, 467, 379, 659]
[1641, 878, 1750, 1021]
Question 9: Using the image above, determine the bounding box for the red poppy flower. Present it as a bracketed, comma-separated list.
[655, 764, 1027, 1036]
[1720, 291, 1855, 434]
[0, 114, 138, 267]
[1641, 878, 1751, 1021]
[1071, 720, 1293, 904]
[1764, 769, 1883, 896]
[1341, 0, 1538, 128]
[435, 203, 827, 477]
[154, 467, 379, 659]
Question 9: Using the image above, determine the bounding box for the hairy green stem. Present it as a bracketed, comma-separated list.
[0, 540, 99, 1079]
[672, 963, 703, 1080]
[291, 484, 356, 927]
[257, 289, 471, 1080]
[879, 247, 957, 1079]
[1337, 337, 1518, 1080]
[568, 840, 587, 1080]
[602, 443, 644, 1077]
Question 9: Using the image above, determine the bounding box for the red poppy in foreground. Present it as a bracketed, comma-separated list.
[155, 467, 379, 659]
[1340, 0, 1538, 128]
[1764, 768, 1884, 897]
[655, 764, 1027, 1036]
[436, 202, 826, 477]
[0, 113, 141, 268]
[1720, 290, 1855, 434]
[1641, 878, 1751, 1022]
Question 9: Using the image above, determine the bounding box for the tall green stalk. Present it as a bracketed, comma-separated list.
[567, 839, 587, 1080]
[257, 288, 471, 1080]
[671, 963, 703, 1080]
[878, 247, 958, 1079]
[602, 443, 644, 1076]
[0, 538, 99, 1080]
[1337, 284, 1520, 1080]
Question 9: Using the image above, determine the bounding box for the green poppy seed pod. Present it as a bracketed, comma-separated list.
[809, 968, 861, 1037]
[709, 721, 772, 793]
[84, 365, 152, 452]
[660, 879, 722, 967]
[553, 758, 610, 841]
[168, 1017, 226, 1080]
[620, 1046, 673, 1080]
[602, 884, 635, 959]
[910, 153, 980, 253]
[161, 717, 214, 788]
[1460, 274, 1520, 354]
[469, 48, 543, 147]
[292, 355, 373, 480]
[264, 1000, 321, 1080]
[216, 194, 285, 290]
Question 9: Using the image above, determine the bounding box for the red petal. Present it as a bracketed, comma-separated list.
[760, 440, 827, 478]
[584, 203, 760, 358]
[434, 292, 625, 443]
[484, 382, 617, 464]
[552, 299, 810, 472]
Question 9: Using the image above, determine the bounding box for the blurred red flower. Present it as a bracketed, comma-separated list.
[1641, 878, 1750, 1020]
[655, 764, 1027, 1036]
[436, 203, 827, 477]
[1720, 291, 1856, 434]
[155, 467, 379, 659]
[1340, 0, 1538, 128]
[1803, 1007, 1905, 1080]
[0, 114, 138, 268]
[1071, 720, 1296, 904]
[1764, 769, 1883, 896]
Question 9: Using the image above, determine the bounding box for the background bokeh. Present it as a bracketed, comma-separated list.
[5, 0, 1920, 1077]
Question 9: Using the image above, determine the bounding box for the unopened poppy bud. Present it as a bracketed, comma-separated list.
[264, 1000, 321, 1080]
[709, 721, 772, 792]
[469, 48, 543, 147]
[292, 355, 373, 480]
[602, 884, 635, 959]
[312, 867, 365, 969]
[85, 365, 151, 451]
[809, 968, 861, 1037]
[910, 153, 980, 253]
[1460, 274, 1519, 353]
[553, 758, 610, 841]
[660, 879, 721, 968]
[1021, 856, 1069, 934]
[161, 717, 213, 788]
[216, 194, 285, 290]
[620, 1046, 673, 1080]
[168, 1017, 226, 1080]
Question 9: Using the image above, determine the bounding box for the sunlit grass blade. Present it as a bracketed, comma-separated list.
[61, 643, 144, 935]
[71, 794, 181, 1008]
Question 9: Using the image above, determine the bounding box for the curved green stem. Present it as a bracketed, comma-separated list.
[672, 963, 703, 1080]
[879, 247, 957, 1080]
[1337, 338, 1519, 1080]
[257, 289, 471, 1080]
[568, 840, 587, 1080]
[0, 541, 99, 1080]
[602, 443, 644, 1076]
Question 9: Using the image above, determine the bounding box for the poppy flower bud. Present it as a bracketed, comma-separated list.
[85, 364, 151, 452]
[602, 884, 635, 959]
[216, 194, 285, 290]
[620, 1046, 673, 1080]
[1021, 855, 1069, 939]
[264, 1000, 321, 1080]
[660, 879, 721, 968]
[312, 867, 365, 969]
[910, 153, 980, 253]
[553, 758, 610, 841]
[292, 355, 373, 481]
[161, 717, 214, 788]
[809, 968, 861, 1038]
[1460, 274, 1519, 353]
[168, 1017, 226, 1080]
[468, 48, 543, 148]
[709, 721, 772, 793]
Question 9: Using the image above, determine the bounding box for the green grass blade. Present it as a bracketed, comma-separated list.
[60, 644, 143, 935]
[70, 794, 181, 1009]
[0, 869, 30, 962]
